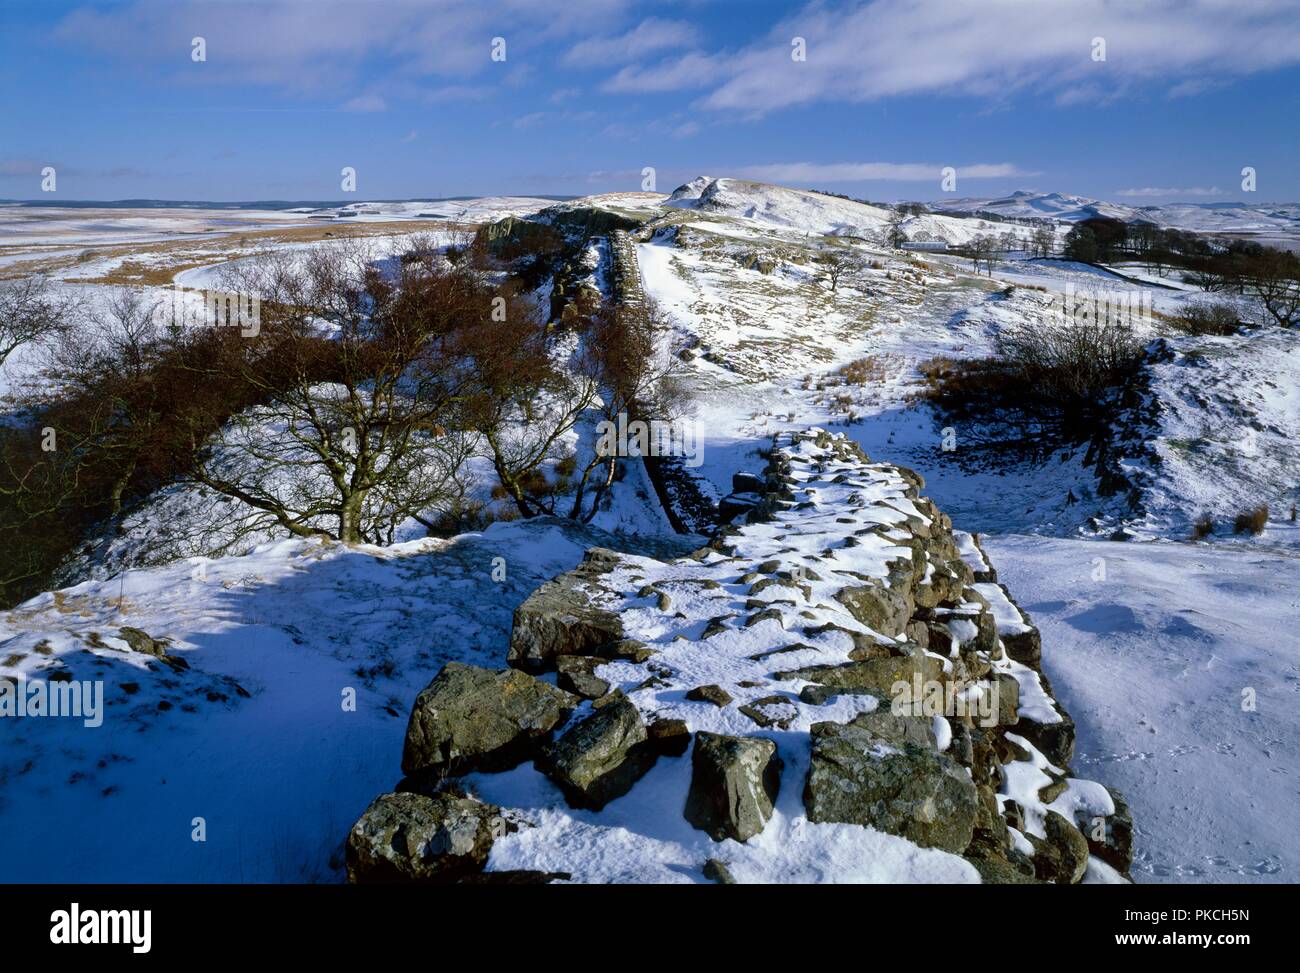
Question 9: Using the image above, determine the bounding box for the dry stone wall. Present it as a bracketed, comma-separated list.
[347, 428, 1133, 884]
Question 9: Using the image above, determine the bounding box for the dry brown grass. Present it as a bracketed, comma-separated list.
[836, 356, 889, 385]
[1233, 504, 1269, 535]
[1, 218, 467, 283]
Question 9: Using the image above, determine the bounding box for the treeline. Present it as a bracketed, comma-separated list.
[1062, 216, 1300, 326]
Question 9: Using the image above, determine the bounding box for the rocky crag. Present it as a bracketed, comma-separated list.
[346, 429, 1133, 884]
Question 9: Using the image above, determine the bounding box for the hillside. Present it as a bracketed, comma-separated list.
[1, 174, 1297, 886]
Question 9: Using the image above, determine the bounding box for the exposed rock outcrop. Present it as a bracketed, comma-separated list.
[683, 732, 782, 842]
[401, 663, 578, 780]
[538, 696, 656, 809]
[346, 791, 503, 884]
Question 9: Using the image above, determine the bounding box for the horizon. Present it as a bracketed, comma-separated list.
[3, 187, 1298, 209]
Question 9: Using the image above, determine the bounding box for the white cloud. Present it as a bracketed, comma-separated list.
[564, 17, 698, 67]
[603, 51, 724, 93]
[597, 0, 1300, 112]
[1115, 186, 1225, 198]
[340, 94, 387, 112]
[733, 161, 1035, 183]
[52, 0, 629, 95]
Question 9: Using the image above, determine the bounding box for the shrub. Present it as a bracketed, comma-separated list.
[1233, 505, 1269, 535]
[994, 314, 1144, 409]
[554, 452, 578, 478]
[1171, 300, 1239, 336]
[837, 356, 887, 385]
[1191, 513, 1214, 539]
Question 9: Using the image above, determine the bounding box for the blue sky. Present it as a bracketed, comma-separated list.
[2, 0, 1299, 203]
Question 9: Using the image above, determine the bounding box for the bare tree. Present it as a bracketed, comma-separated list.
[0, 276, 76, 365]
[1030, 225, 1056, 259]
[968, 234, 1000, 276]
[886, 210, 908, 249]
[819, 249, 860, 292]
[1245, 250, 1300, 327]
[995, 312, 1143, 406]
[183, 241, 488, 544]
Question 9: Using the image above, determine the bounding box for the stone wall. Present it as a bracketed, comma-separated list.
[347, 429, 1132, 884]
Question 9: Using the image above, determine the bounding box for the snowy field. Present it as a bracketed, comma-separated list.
[986, 535, 1300, 882]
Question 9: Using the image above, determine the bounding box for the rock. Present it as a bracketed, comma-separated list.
[555, 655, 611, 700]
[845, 708, 937, 749]
[647, 717, 691, 757]
[732, 472, 766, 494]
[798, 684, 882, 706]
[966, 851, 1040, 884]
[803, 622, 897, 660]
[701, 616, 734, 639]
[776, 650, 943, 696]
[1002, 799, 1026, 833]
[346, 791, 502, 884]
[686, 684, 733, 707]
[738, 694, 799, 729]
[599, 639, 657, 664]
[804, 720, 979, 853]
[1085, 787, 1134, 875]
[1037, 775, 1069, 803]
[835, 583, 913, 637]
[718, 493, 760, 523]
[401, 663, 578, 779]
[118, 627, 166, 657]
[985, 672, 1020, 726]
[1002, 627, 1042, 667]
[971, 784, 1010, 854]
[703, 859, 737, 884]
[749, 642, 816, 662]
[684, 733, 782, 842]
[745, 607, 785, 628]
[1030, 811, 1090, 884]
[1012, 709, 1076, 767]
[539, 697, 655, 810]
[508, 558, 623, 673]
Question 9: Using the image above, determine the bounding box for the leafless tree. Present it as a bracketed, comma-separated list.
[1030, 225, 1056, 259]
[886, 210, 908, 249]
[968, 234, 1001, 276]
[995, 313, 1143, 405]
[819, 249, 860, 292]
[183, 241, 488, 544]
[0, 276, 77, 365]
[1244, 250, 1300, 327]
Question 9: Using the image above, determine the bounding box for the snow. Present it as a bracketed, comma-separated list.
[666, 176, 893, 239]
[984, 534, 1300, 881]
[0, 518, 685, 882]
[5, 172, 1299, 884]
[929, 191, 1300, 243]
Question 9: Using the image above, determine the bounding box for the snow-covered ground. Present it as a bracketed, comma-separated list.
[929, 191, 1300, 241]
[985, 535, 1300, 882]
[2, 177, 1297, 883]
[0, 519, 692, 882]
